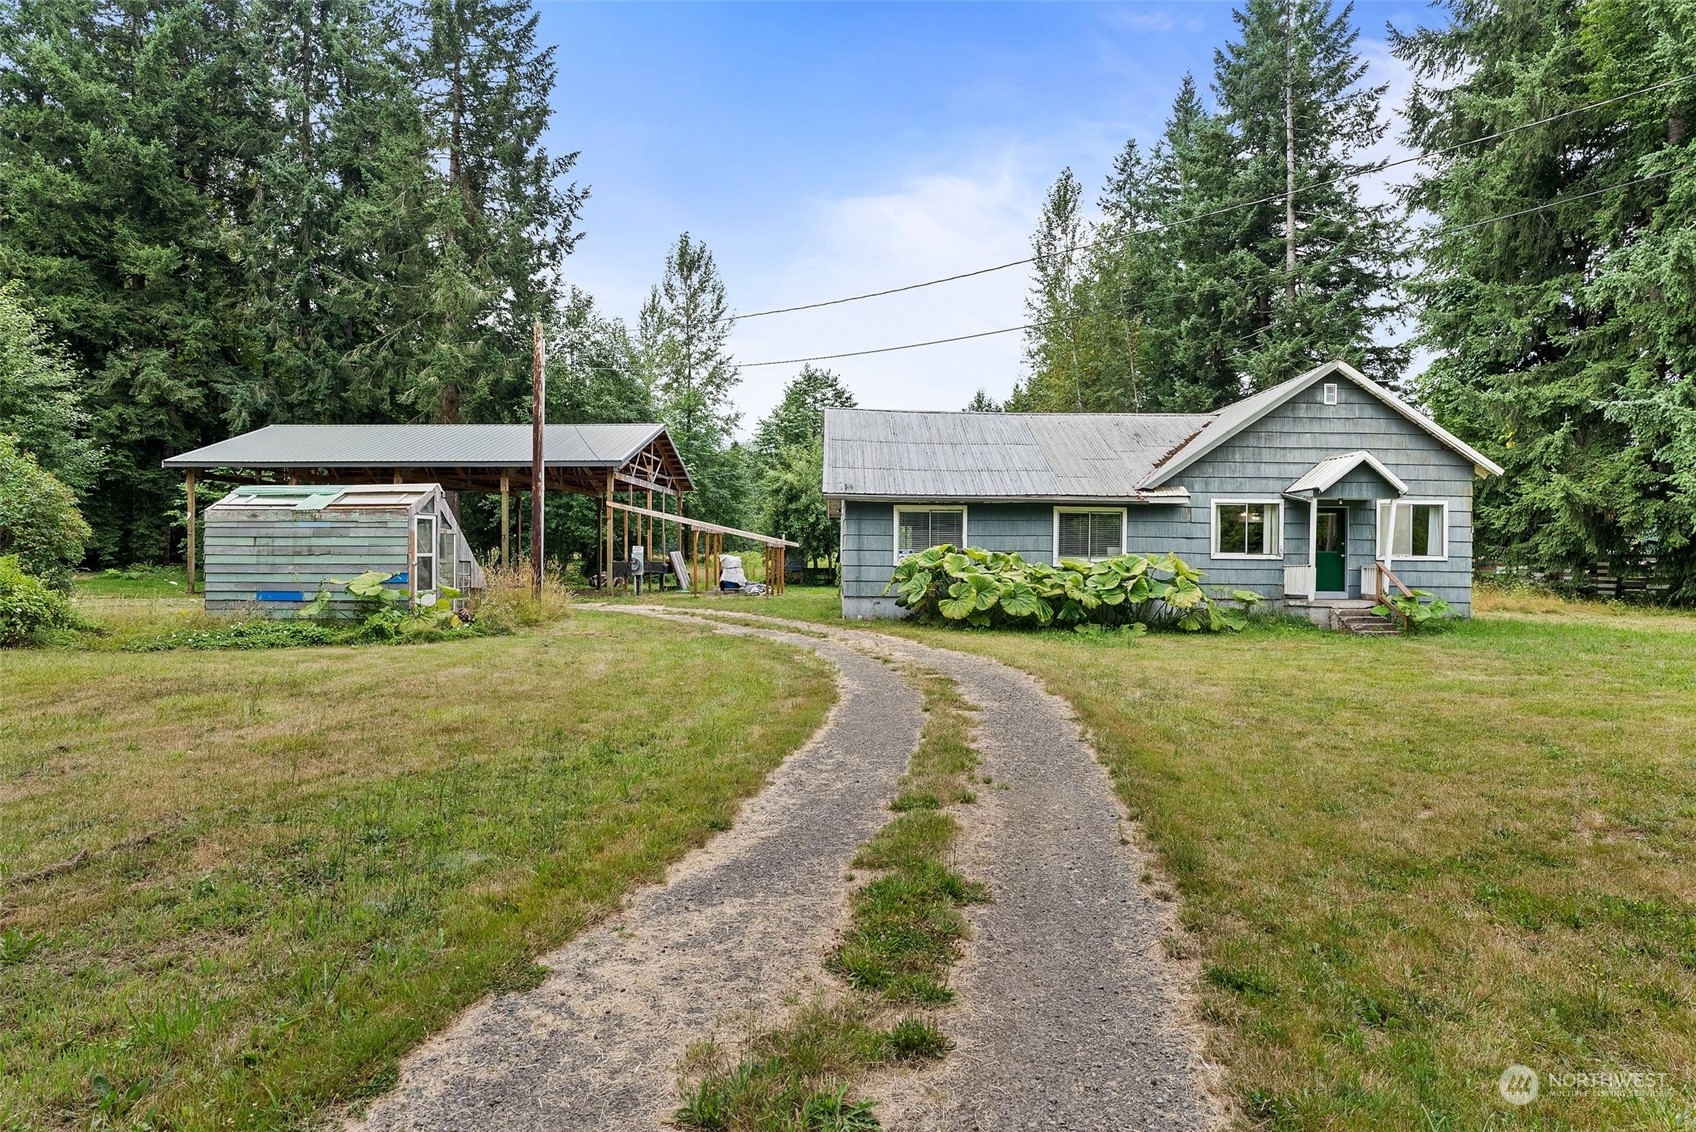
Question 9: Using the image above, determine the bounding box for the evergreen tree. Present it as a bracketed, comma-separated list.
[1395, 0, 1696, 593]
[549, 288, 652, 426]
[1015, 168, 1093, 411]
[760, 437, 835, 568]
[0, 0, 273, 562]
[636, 233, 746, 528]
[405, 0, 585, 423]
[1024, 1, 1406, 414]
[235, 0, 426, 428]
[0, 284, 102, 493]
[1215, 0, 1405, 390]
[748, 366, 852, 564]
[751, 365, 856, 465]
[964, 389, 1002, 412]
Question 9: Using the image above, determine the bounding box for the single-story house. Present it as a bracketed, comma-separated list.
[822, 359, 1503, 623]
[203, 483, 483, 617]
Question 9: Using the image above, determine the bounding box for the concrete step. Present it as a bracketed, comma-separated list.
[1334, 608, 1402, 635]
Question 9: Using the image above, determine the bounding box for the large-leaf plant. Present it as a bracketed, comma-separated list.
[886, 546, 1261, 632]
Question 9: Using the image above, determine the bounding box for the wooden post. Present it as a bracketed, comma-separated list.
[531, 320, 545, 596]
[500, 475, 511, 567]
[644, 489, 653, 556]
[185, 470, 197, 595]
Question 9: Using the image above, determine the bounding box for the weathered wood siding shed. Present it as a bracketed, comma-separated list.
[826, 361, 1501, 621]
[203, 484, 482, 616]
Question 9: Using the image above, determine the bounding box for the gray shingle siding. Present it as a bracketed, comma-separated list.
[834, 375, 1481, 615]
[1175, 378, 1475, 609]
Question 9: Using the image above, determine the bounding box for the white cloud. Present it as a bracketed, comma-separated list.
[722, 153, 1049, 427]
[1101, 7, 1180, 34]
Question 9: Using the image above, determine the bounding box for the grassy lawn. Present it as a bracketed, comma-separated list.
[645, 587, 1696, 1127]
[72, 565, 191, 600]
[0, 612, 834, 1132]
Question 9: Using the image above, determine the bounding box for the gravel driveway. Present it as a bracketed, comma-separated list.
[348, 608, 1216, 1131]
[347, 622, 920, 1131]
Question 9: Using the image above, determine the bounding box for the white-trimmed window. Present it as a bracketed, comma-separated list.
[894, 506, 966, 563]
[1376, 500, 1448, 560]
[414, 514, 437, 596]
[1054, 507, 1126, 562]
[1212, 499, 1282, 559]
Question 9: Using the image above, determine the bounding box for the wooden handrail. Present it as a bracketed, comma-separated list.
[1373, 561, 1414, 630]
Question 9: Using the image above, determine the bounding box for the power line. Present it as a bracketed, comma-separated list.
[739, 170, 1682, 368]
[723, 72, 1696, 325]
[741, 324, 1038, 368]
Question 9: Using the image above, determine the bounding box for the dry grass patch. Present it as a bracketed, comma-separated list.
[0, 612, 834, 1132]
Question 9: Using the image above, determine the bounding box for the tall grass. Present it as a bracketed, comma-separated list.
[468, 556, 572, 630]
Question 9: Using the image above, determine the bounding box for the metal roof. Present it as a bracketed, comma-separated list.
[1285, 451, 1408, 497]
[822, 409, 1208, 500]
[165, 423, 667, 470]
[824, 359, 1503, 502]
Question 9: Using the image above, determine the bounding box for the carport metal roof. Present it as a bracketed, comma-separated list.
[164, 422, 692, 496]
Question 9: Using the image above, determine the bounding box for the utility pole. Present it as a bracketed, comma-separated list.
[1284, 0, 1298, 303]
[531, 319, 545, 597]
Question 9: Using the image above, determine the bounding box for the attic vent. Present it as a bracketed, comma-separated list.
[1322, 382, 1339, 405]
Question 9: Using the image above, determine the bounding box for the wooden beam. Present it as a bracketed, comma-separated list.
[604, 499, 799, 548]
[613, 471, 678, 496]
[185, 470, 197, 595]
[500, 475, 511, 567]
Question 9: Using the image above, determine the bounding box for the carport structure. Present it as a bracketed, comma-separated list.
[164, 423, 793, 593]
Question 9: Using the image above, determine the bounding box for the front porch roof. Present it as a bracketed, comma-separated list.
[1284, 450, 1408, 498]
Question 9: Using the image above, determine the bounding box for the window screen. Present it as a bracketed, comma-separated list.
[1377, 502, 1445, 558]
[1214, 502, 1281, 556]
[897, 509, 964, 557]
[414, 515, 436, 592]
[1057, 511, 1124, 560]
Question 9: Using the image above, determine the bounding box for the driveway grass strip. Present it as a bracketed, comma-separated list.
[675, 664, 984, 1131]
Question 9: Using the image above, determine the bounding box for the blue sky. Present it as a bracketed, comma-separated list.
[538, 2, 1439, 429]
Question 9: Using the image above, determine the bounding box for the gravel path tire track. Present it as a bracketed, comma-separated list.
[347, 621, 921, 1132]
[648, 610, 1219, 1132]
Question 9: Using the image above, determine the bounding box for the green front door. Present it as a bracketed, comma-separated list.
[1316, 507, 1347, 593]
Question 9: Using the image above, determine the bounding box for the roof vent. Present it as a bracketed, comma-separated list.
[1322, 382, 1338, 405]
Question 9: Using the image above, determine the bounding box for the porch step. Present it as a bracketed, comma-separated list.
[1333, 607, 1402, 636]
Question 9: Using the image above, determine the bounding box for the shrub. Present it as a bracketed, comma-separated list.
[0, 554, 77, 645]
[0, 434, 91, 590]
[124, 620, 340, 652]
[1372, 588, 1454, 630]
[886, 545, 1261, 631]
[470, 557, 571, 632]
